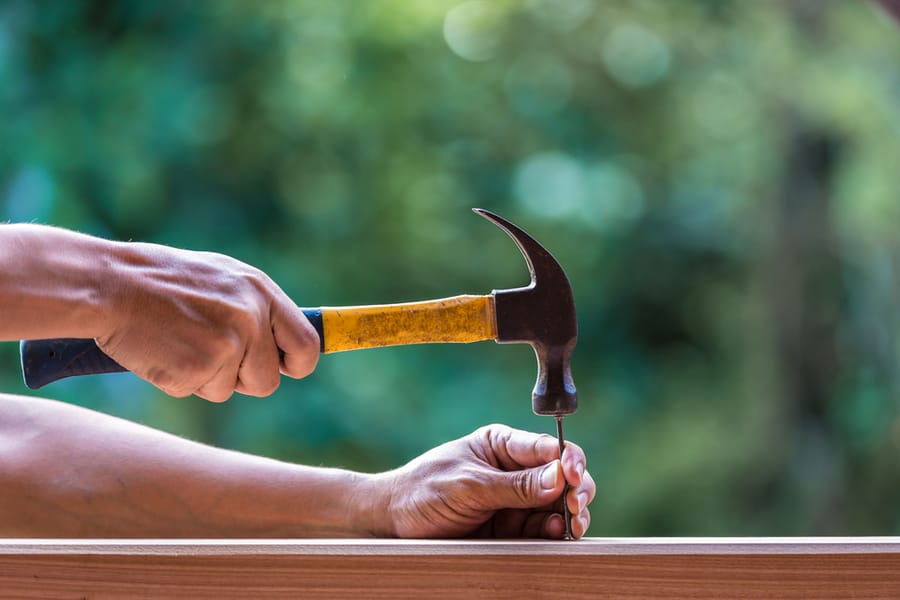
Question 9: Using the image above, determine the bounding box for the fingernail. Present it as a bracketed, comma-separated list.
[541, 462, 560, 490]
[575, 461, 585, 477]
[546, 513, 564, 538]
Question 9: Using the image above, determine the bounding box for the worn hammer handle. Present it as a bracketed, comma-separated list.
[21, 295, 497, 389]
[316, 294, 496, 353]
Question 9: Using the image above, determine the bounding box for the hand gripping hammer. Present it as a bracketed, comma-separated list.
[20, 209, 579, 419]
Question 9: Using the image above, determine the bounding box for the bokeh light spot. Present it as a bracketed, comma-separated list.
[513, 151, 586, 219]
[525, 0, 593, 32]
[513, 152, 644, 232]
[443, 1, 503, 62]
[602, 23, 671, 89]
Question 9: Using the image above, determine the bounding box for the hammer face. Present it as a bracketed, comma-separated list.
[494, 287, 578, 416]
[532, 342, 578, 416]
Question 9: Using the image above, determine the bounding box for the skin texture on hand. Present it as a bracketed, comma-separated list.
[377, 424, 595, 539]
[0, 395, 594, 539]
[96, 241, 319, 401]
[0, 223, 320, 402]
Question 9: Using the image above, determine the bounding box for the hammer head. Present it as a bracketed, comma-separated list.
[474, 209, 578, 416]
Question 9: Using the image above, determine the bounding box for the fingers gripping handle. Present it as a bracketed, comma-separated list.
[20, 309, 327, 390]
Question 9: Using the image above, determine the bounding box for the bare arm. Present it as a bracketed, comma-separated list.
[0, 394, 377, 537]
[0, 224, 112, 342]
[0, 394, 594, 538]
[0, 223, 319, 401]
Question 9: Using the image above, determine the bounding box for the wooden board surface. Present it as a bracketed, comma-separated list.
[2, 537, 900, 599]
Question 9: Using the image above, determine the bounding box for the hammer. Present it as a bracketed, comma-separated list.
[20, 209, 579, 418]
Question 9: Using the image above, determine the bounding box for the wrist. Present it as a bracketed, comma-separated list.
[0, 224, 117, 340]
[93, 239, 141, 340]
[82, 237, 124, 340]
[37, 227, 120, 340]
[352, 471, 397, 538]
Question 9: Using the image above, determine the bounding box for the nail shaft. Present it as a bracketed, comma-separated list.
[555, 416, 574, 540]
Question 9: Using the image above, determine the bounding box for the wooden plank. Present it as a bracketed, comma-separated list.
[1, 538, 899, 599]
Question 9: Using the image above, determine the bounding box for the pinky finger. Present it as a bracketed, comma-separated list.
[496, 510, 559, 539]
[572, 506, 591, 539]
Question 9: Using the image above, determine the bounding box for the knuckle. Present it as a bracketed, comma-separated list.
[161, 386, 190, 398]
[198, 386, 233, 403]
[174, 351, 216, 378]
[146, 367, 174, 391]
[472, 425, 492, 441]
[247, 375, 280, 398]
[456, 468, 484, 496]
[217, 330, 247, 360]
[162, 383, 193, 398]
[512, 470, 534, 506]
[243, 299, 269, 332]
[261, 375, 281, 396]
[474, 423, 507, 443]
[147, 367, 192, 398]
[301, 351, 319, 377]
[286, 350, 318, 379]
[244, 265, 273, 290]
[534, 433, 553, 459]
[301, 319, 321, 348]
[468, 425, 495, 454]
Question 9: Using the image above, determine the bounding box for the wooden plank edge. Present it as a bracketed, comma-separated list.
[2, 537, 900, 556]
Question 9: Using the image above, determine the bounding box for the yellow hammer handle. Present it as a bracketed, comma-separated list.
[318, 294, 497, 353]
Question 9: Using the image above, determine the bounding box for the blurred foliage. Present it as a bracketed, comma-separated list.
[2, 0, 900, 536]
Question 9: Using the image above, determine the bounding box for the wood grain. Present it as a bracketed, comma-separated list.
[2, 538, 900, 599]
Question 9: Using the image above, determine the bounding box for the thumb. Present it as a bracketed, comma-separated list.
[492, 460, 565, 510]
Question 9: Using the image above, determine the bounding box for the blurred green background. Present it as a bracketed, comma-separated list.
[2, 0, 900, 536]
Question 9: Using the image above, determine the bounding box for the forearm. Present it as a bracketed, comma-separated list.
[0, 224, 114, 341]
[0, 394, 386, 537]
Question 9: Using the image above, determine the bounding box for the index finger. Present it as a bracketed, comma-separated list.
[272, 299, 320, 379]
[474, 424, 560, 471]
[562, 441, 587, 487]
